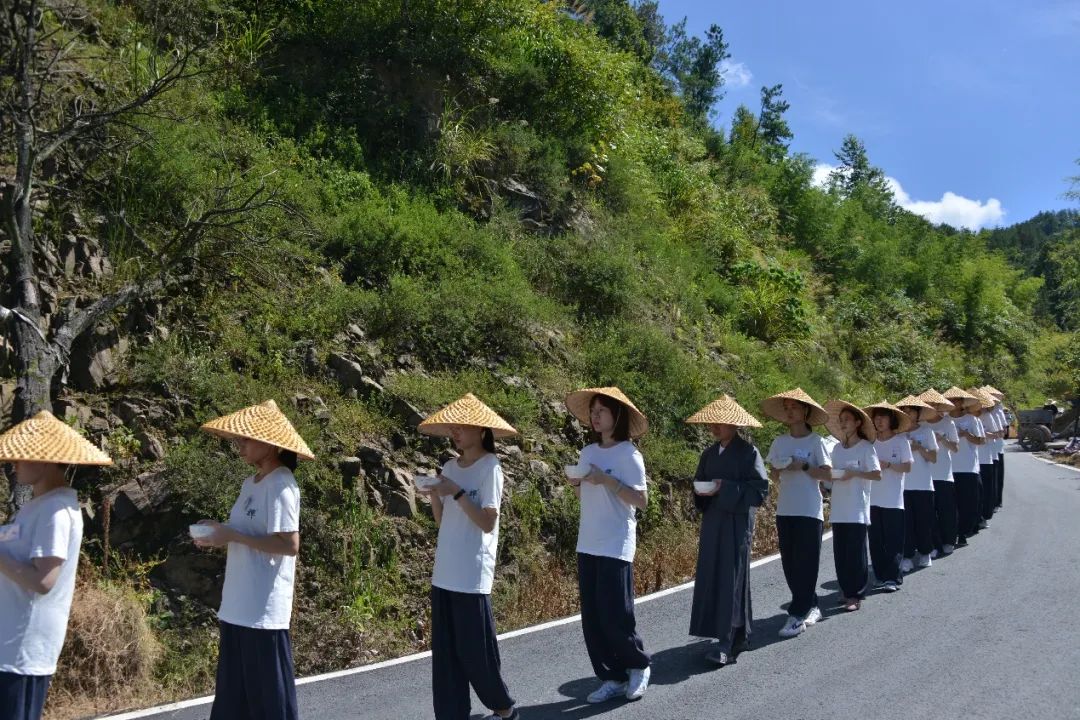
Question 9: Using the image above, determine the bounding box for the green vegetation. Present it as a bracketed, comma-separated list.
[2, 1, 1078, 716]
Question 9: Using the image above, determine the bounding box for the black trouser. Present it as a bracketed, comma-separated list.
[979, 463, 997, 521]
[831, 523, 869, 600]
[932, 480, 958, 550]
[0, 672, 51, 720]
[868, 506, 904, 584]
[996, 454, 1004, 507]
[776, 515, 822, 618]
[577, 553, 650, 682]
[903, 490, 936, 558]
[431, 586, 515, 720]
[954, 471, 981, 540]
[210, 622, 298, 720]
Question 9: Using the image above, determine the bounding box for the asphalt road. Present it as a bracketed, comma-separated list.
[107, 448, 1080, 720]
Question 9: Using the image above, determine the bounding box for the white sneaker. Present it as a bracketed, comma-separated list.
[804, 606, 822, 626]
[587, 680, 628, 704]
[943, 544, 956, 554]
[626, 666, 650, 701]
[881, 581, 900, 593]
[978, 519, 989, 529]
[778, 615, 806, 637]
[900, 558, 914, 573]
[929, 549, 939, 559]
[917, 553, 933, 568]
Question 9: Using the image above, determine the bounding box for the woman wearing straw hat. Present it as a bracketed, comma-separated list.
[686, 396, 768, 666]
[0, 412, 111, 720]
[969, 388, 1001, 529]
[982, 386, 1008, 509]
[823, 400, 881, 612]
[195, 400, 314, 720]
[760, 389, 832, 637]
[865, 401, 914, 592]
[919, 390, 960, 557]
[415, 394, 519, 720]
[896, 396, 939, 572]
[564, 387, 651, 703]
[943, 387, 984, 545]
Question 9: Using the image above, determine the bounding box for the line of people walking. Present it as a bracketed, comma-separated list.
[0, 381, 1009, 720]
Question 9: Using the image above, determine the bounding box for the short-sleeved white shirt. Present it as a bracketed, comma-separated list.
[0, 487, 83, 675]
[767, 433, 830, 520]
[432, 454, 504, 594]
[828, 439, 880, 524]
[904, 424, 939, 491]
[576, 442, 647, 562]
[977, 412, 1000, 465]
[991, 404, 1007, 454]
[871, 435, 913, 509]
[953, 414, 985, 474]
[926, 416, 959, 481]
[218, 467, 300, 630]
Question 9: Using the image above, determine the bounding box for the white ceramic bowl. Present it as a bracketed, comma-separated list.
[771, 456, 793, 469]
[189, 524, 214, 540]
[414, 474, 440, 490]
[693, 480, 718, 494]
[564, 464, 590, 479]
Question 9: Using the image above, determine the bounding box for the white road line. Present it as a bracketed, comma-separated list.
[100, 532, 832, 719]
[1030, 454, 1080, 473]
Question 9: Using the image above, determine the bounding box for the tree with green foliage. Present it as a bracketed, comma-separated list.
[654, 20, 731, 126]
[757, 84, 793, 159]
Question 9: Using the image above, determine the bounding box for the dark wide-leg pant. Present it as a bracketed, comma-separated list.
[932, 480, 958, 550]
[869, 506, 905, 584]
[577, 553, 651, 682]
[776, 515, 823, 618]
[209, 621, 298, 720]
[831, 523, 869, 600]
[0, 671, 51, 720]
[903, 490, 936, 558]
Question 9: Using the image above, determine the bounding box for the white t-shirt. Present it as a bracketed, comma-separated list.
[926, 416, 959, 481]
[991, 405, 1007, 454]
[977, 412, 1000, 465]
[218, 467, 300, 630]
[0, 487, 82, 675]
[953, 414, 985, 474]
[871, 435, 913, 509]
[432, 454, 503, 594]
[576, 442, 647, 562]
[767, 433, 829, 520]
[828, 439, 880, 525]
[904, 424, 939, 492]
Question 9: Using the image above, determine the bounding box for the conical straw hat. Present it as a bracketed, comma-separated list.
[943, 386, 979, 411]
[0, 411, 113, 466]
[824, 400, 877, 443]
[418, 393, 517, 438]
[863, 401, 915, 433]
[918, 389, 955, 412]
[966, 388, 996, 410]
[201, 400, 315, 460]
[896, 395, 934, 411]
[565, 387, 648, 439]
[685, 395, 762, 428]
[760, 388, 829, 426]
[981, 385, 1005, 400]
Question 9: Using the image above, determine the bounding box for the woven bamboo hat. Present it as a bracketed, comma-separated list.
[966, 387, 996, 410]
[863, 401, 915, 433]
[896, 395, 934, 411]
[565, 387, 648, 439]
[760, 388, 829, 426]
[418, 393, 517, 438]
[201, 400, 315, 460]
[918, 389, 955, 412]
[943, 386, 980, 411]
[0, 411, 113, 466]
[685, 395, 762, 428]
[981, 385, 1005, 400]
[824, 400, 877, 443]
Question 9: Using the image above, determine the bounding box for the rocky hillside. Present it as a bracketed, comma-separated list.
[1, 1, 1077, 717]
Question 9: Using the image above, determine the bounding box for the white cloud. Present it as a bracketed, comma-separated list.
[719, 60, 752, 89]
[811, 163, 1006, 230]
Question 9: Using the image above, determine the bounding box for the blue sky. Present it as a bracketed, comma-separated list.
[656, 0, 1080, 229]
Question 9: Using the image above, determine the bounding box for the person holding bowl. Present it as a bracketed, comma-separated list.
[685, 396, 768, 666]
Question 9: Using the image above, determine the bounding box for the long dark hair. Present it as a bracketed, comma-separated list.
[279, 450, 299, 471]
[481, 428, 496, 453]
[589, 394, 631, 443]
